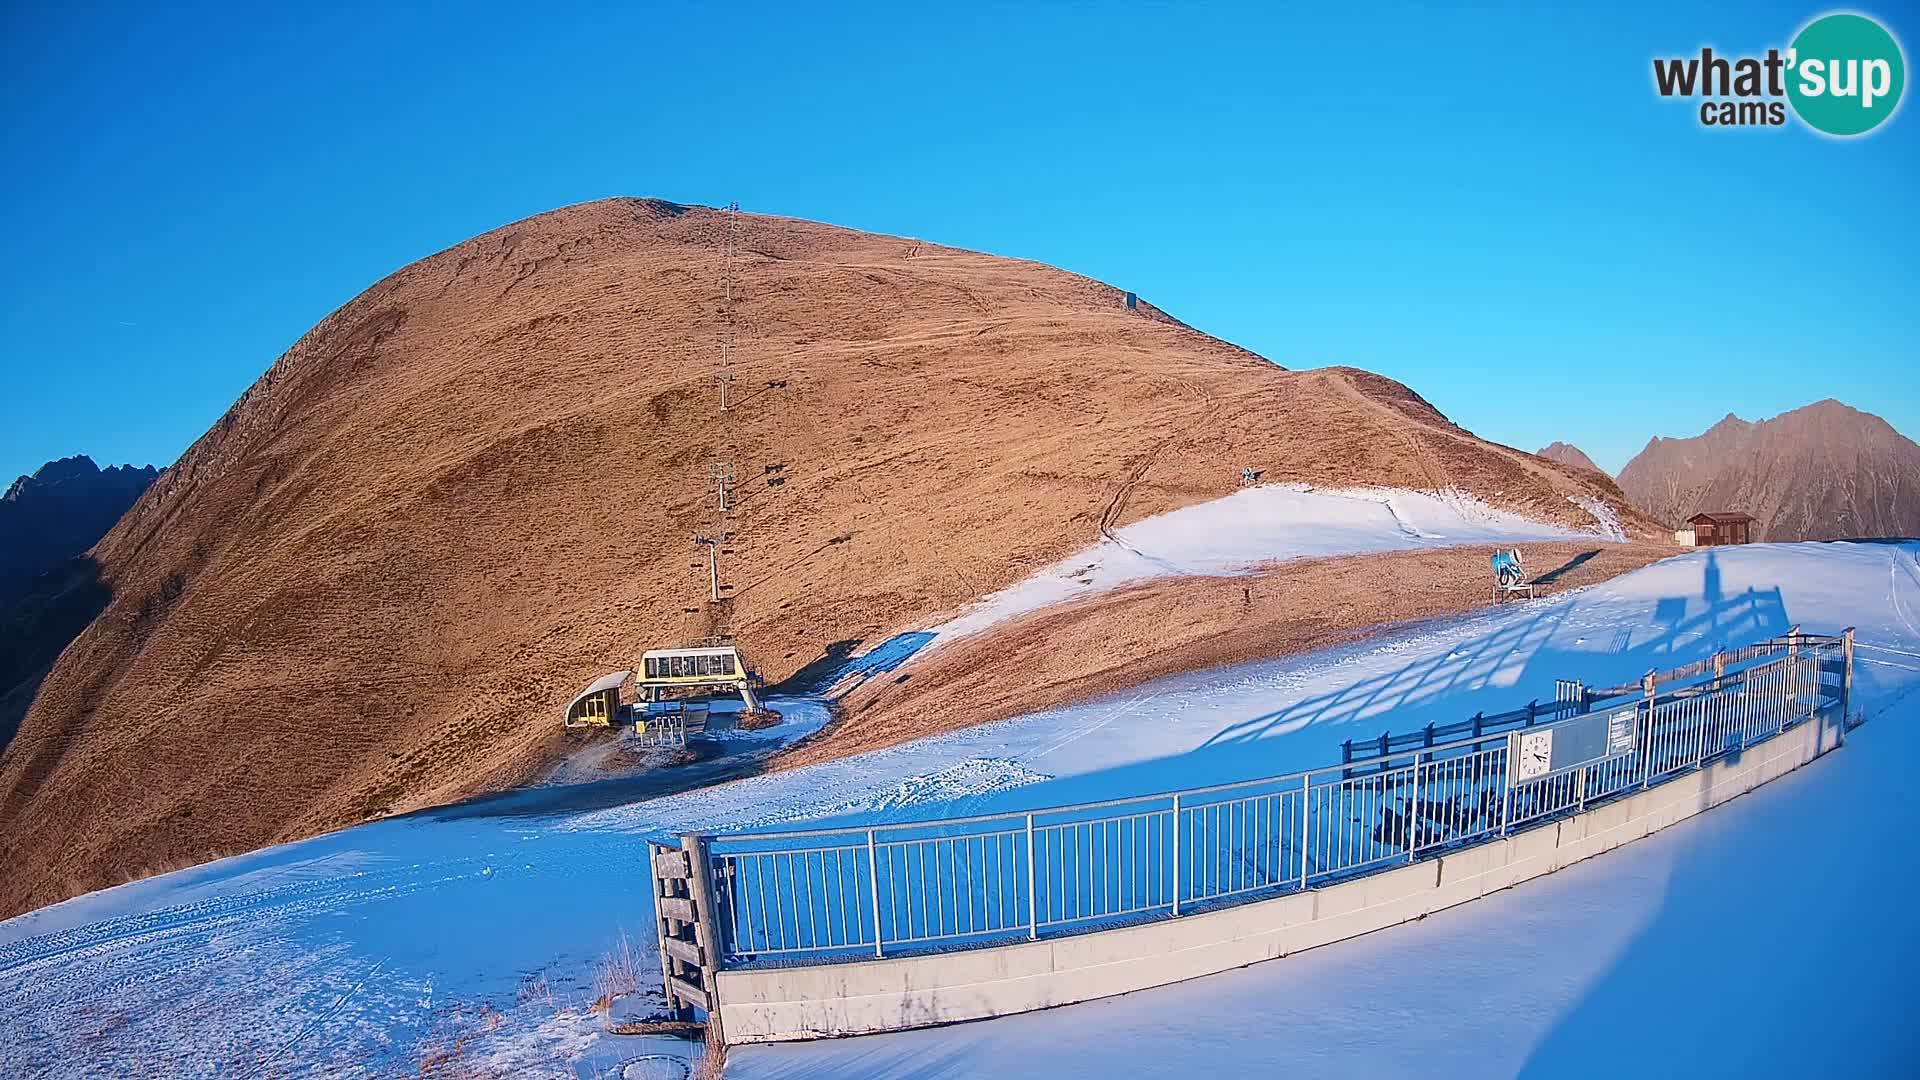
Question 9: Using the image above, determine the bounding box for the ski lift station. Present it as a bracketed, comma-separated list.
[639, 645, 761, 711]
[562, 670, 629, 728]
[561, 644, 763, 731]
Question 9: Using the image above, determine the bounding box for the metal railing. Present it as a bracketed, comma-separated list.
[669, 630, 1853, 968]
[1339, 626, 1817, 766]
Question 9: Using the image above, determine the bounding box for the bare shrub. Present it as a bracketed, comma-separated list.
[691, 1020, 727, 1080]
[592, 930, 643, 1013]
[737, 709, 782, 731]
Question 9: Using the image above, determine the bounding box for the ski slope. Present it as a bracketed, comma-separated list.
[927, 484, 1618, 641]
[3, 541, 1916, 1077]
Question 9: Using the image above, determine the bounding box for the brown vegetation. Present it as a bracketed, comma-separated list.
[0, 198, 1659, 919]
[786, 541, 1675, 768]
[591, 930, 644, 1014]
[693, 1021, 728, 1080]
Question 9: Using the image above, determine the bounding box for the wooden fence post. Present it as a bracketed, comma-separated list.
[680, 833, 727, 1046]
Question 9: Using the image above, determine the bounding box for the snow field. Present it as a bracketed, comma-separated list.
[3, 541, 1914, 1077]
[926, 484, 1622, 642]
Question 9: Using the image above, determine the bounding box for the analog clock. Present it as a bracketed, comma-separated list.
[1515, 729, 1553, 781]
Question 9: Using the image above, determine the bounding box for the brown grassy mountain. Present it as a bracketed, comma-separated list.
[0, 198, 1654, 918]
[1536, 441, 1602, 475]
[1617, 400, 1920, 541]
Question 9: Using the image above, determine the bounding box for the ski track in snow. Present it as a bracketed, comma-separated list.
[3, 542, 1917, 1077]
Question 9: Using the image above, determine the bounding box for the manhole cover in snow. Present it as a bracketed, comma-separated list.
[621, 1057, 690, 1080]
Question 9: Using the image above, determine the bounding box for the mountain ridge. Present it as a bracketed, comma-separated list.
[1616, 399, 1920, 540]
[1535, 441, 1603, 475]
[0, 197, 1657, 918]
[0, 454, 158, 601]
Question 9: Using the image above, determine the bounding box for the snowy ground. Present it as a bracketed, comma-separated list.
[927, 485, 1616, 641]
[3, 541, 1917, 1077]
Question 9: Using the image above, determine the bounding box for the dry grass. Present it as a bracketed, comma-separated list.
[736, 708, 781, 731]
[514, 972, 555, 1010]
[414, 1006, 503, 1077]
[0, 196, 1663, 919]
[793, 541, 1678, 768]
[606, 1019, 705, 1037]
[592, 930, 644, 1014]
[692, 1021, 728, 1080]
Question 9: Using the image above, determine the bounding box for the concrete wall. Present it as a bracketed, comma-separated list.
[715, 711, 1843, 1044]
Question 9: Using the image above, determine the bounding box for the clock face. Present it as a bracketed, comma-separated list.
[1515, 730, 1554, 781]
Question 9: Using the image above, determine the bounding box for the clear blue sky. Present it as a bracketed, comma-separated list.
[3, 1, 1915, 482]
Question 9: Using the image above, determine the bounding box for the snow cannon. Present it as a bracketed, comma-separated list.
[1492, 549, 1535, 602]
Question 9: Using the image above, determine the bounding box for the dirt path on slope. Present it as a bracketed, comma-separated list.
[775, 541, 1677, 769]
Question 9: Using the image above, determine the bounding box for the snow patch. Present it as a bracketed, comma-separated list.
[868, 758, 1054, 811]
[1569, 494, 1629, 543]
[711, 758, 1055, 833]
[927, 484, 1593, 643]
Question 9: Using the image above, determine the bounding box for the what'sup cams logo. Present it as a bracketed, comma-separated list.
[1653, 11, 1906, 135]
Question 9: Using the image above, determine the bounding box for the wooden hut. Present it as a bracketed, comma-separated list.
[1686, 512, 1755, 547]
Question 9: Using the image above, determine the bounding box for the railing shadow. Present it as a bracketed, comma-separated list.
[1518, 653, 1911, 1077]
[847, 551, 1794, 828]
[1194, 552, 1784, 757]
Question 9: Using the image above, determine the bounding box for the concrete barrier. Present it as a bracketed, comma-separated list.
[714, 709, 1843, 1044]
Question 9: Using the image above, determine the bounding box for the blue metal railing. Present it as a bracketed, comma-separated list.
[671, 631, 1852, 968]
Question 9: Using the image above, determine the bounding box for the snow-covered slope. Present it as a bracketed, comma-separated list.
[3, 542, 1916, 1077]
[930, 484, 1616, 641]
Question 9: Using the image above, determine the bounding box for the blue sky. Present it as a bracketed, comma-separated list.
[2, 1, 1915, 482]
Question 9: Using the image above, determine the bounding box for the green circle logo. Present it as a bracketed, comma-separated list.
[1787, 13, 1906, 136]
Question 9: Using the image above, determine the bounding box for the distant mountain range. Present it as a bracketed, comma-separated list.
[1536, 441, 1602, 474]
[1, 454, 158, 783]
[1, 455, 158, 603]
[1616, 400, 1920, 541]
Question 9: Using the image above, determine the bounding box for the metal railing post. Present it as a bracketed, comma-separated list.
[1640, 671, 1657, 789]
[1499, 746, 1513, 837]
[866, 829, 883, 958]
[1797, 641, 1812, 718]
[1407, 753, 1421, 862]
[1788, 651, 1802, 734]
[1025, 813, 1038, 940]
[1839, 627, 1855, 748]
[1693, 691, 1709, 769]
[1575, 765, 1586, 813]
[1739, 679, 1752, 749]
[1785, 625, 1801, 716]
[1298, 773, 1311, 889]
[1171, 794, 1183, 916]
